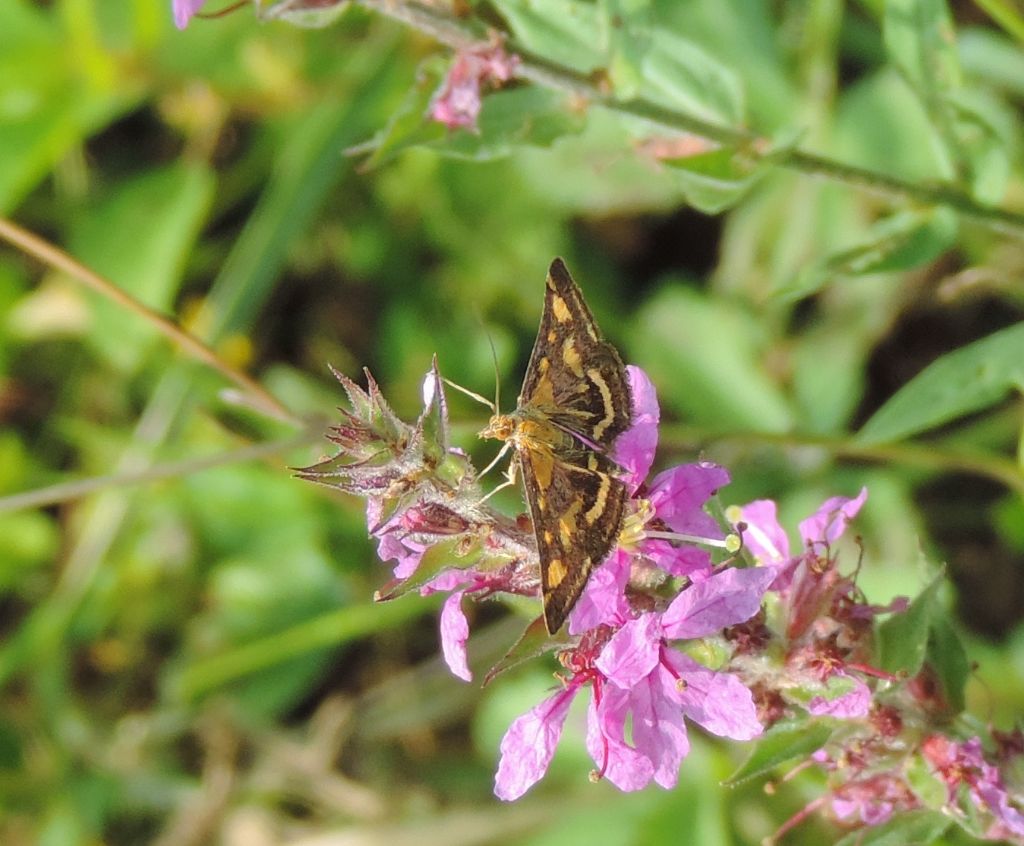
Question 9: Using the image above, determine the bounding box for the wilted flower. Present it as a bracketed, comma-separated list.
[429, 41, 520, 131]
[923, 735, 1024, 841]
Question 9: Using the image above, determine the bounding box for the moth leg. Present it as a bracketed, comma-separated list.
[476, 439, 512, 482]
[477, 454, 518, 505]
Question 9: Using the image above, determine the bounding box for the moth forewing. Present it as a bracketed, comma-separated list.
[481, 259, 634, 633]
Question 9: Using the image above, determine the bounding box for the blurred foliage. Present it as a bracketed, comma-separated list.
[0, 0, 1023, 844]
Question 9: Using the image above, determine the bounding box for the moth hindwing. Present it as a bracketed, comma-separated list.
[482, 258, 633, 633]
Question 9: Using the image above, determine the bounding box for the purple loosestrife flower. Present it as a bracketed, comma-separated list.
[495, 565, 776, 799]
[735, 489, 895, 721]
[492, 366, 779, 798]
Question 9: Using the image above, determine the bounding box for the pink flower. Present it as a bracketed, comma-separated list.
[172, 0, 208, 28]
[429, 43, 519, 131]
[494, 566, 774, 799]
[923, 735, 1024, 839]
[829, 774, 918, 826]
[738, 488, 867, 575]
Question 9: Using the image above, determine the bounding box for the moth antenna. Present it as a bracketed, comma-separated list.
[442, 377, 496, 414]
[485, 329, 502, 413]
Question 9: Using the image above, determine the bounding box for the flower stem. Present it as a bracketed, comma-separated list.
[354, 0, 1024, 238]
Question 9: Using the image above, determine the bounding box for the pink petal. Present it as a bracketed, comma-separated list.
[642, 538, 711, 579]
[669, 652, 763, 740]
[647, 462, 729, 539]
[494, 686, 578, 801]
[660, 565, 778, 639]
[798, 487, 867, 546]
[736, 499, 790, 563]
[422, 569, 471, 593]
[568, 548, 631, 634]
[612, 366, 660, 490]
[376, 534, 425, 579]
[172, 0, 207, 28]
[595, 613, 662, 689]
[807, 675, 871, 718]
[439, 591, 472, 682]
[587, 688, 655, 792]
[631, 667, 690, 788]
[429, 54, 483, 130]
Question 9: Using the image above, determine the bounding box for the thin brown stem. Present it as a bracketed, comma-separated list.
[0, 216, 302, 426]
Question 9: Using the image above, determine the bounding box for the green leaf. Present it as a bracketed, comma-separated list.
[877, 576, 942, 676]
[660, 145, 762, 214]
[375, 535, 504, 602]
[782, 208, 958, 300]
[71, 163, 215, 373]
[257, 0, 350, 27]
[725, 719, 834, 785]
[203, 48, 408, 340]
[630, 285, 793, 433]
[856, 322, 1024, 445]
[792, 328, 867, 434]
[641, 30, 745, 125]
[884, 0, 961, 95]
[599, 0, 652, 98]
[167, 597, 431, 705]
[927, 612, 969, 713]
[945, 88, 1014, 205]
[493, 0, 604, 74]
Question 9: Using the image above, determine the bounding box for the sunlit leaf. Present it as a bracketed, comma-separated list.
[857, 322, 1024, 444]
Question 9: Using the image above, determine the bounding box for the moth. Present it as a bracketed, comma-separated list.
[482, 259, 633, 633]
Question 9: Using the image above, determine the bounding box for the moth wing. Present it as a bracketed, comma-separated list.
[520, 259, 632, 452]
[518, 446, 628, 633]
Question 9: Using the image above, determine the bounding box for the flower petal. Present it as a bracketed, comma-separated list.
[587, 687, 655, 792]
[642, 538, 711, 579]
[807, 675, 871, 719]
[613, 366, 660, 490]
[494, 685, 578, 801]
[439, 591, 472, 682]
[568, 548, 631, 634]
[631, 667, 690, 788]
[660, 565, 778, 639]
[736, 499, 790, 563]
[648, 462, 729, 538]
[798, 488, 867, 546]
[669, 652, 763, 740]
[172, 0, 207, 28]
[596, 613, 662, 689]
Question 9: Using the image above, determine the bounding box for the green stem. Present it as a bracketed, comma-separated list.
[0, 429, 322, 514]
[354, 0, 1024, 238]
[657, 423, 1024, 497]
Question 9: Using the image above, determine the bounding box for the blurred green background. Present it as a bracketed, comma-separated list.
[1, 0, 1024, 843]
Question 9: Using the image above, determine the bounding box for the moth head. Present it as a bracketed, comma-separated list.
[481, 413, 516, 442]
